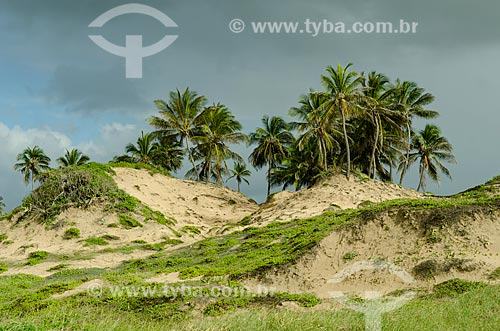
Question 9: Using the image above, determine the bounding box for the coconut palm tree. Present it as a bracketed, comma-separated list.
[360, 72, 405, 179]
[153, 135, 185, 173]
[0, 196, 5, 216]
[392, 80, 439, 184]
[321, 63, 364, 179]
[57, 149, 90, 167]
[249, 115, 295, 197]
[290, 91, 341, 171]
[14, 146, 51, 191]
[271, 141, 323, 191]
[149, 88, 207, 180]
[124, 132, 184, 172]
[228, 162, 251, 192]
[405, 124, 456, 192]
[125, 131, 158, 164]
[191, 104, 247, 184]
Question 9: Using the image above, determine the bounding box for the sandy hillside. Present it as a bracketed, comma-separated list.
[0, 204, 183, 276]
[113, 167, 258, 229]
[249, 174, 423, 224]
[244, 204, 500, 298]
[0, 167, 259, 277]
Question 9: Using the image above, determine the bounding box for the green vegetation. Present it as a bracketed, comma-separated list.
[46, 264, 70, 272]
[118, 214, 143, 229]
[342, 251, 359, 261]
[0, 194, 499, 329]
[14, 146, 51, 191]
[63, 227, 81, 240]
[84, 237, 109, 246]
[0, 234, 8, 243]
[488, 267, 500, 280]
[227, 162, 251, 192]
[5, 163, 170, 227]
[181, 225, 201, 235]
[249, 115, 294, 197]
[0, 263, 7, 274]
[57, 149, 90, 167]
[432, 278, 486, 298]
[26, 251, 49, 266]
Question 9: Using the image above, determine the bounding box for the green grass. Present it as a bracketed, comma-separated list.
[118, 214, 143, 229]
[26, 251, 49, 266]
[46, 264, 70, 272]
[0, 233, 8, 242]
[0, 284, 499, 330]
[84, 237, 109, 246]
[181, 225, 201, 235]
[0, 263, 7, 274]
[488, 267, 500, 280]
[63, 227, 80, 240]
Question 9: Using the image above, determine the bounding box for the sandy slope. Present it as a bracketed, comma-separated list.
[113, 168, 258, 229]
[0, 168, 259, 276]
[250, 174, 423, 224]
[245, 206, 500, 297]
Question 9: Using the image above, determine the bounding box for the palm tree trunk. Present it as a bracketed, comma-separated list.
[340, 104, 350, 180]
[237, 180, 241, 192]
[399, 118, 411, 185]
[417, 162, 425, 192]
[185, 137, 199, 181]
[31, 174, 34, 192]
[267, 164, 272, 198]
[369, 116, 379, 179]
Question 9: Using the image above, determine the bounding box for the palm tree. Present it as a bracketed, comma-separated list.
[249, 115, 294, 197]
[360, 72, 405, 179]
[321, 63, 364, 179]
[271, 141, 323, 191]
[124, 132, 184, 172]
[228, 162, 251, 192]
[14, 146, 51, 191]
[149, 88, 207, 180]
[125, 131, 158, 164]
[392, 80, 438, 184]
[404, 124, 456, 192]
[0, 196, 5, 216]
[153, 135, 185, 173]
[290, 91, 341, 171]
[57, 149, 90, 167]
[191, 104, 247, 184]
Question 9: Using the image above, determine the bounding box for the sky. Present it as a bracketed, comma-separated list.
[1, 0, 499, 211]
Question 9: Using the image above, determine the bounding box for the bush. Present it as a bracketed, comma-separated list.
[0, 262, 7, 274]
[433, 278, 486, 297]
[63, 227, 80, 240]
[27, 251, 49, 266]
[19, 164, 118, 223]
[0, 233, 8, 242]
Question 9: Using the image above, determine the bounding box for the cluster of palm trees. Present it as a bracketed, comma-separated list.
[13, 146, 90, 191]
[12, 63, 456, 200]
[255, 63, 456, 194]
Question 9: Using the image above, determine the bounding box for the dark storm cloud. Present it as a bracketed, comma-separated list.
[44, 65, 149, 113]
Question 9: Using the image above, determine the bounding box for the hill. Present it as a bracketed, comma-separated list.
[0, 165, 499, 330]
